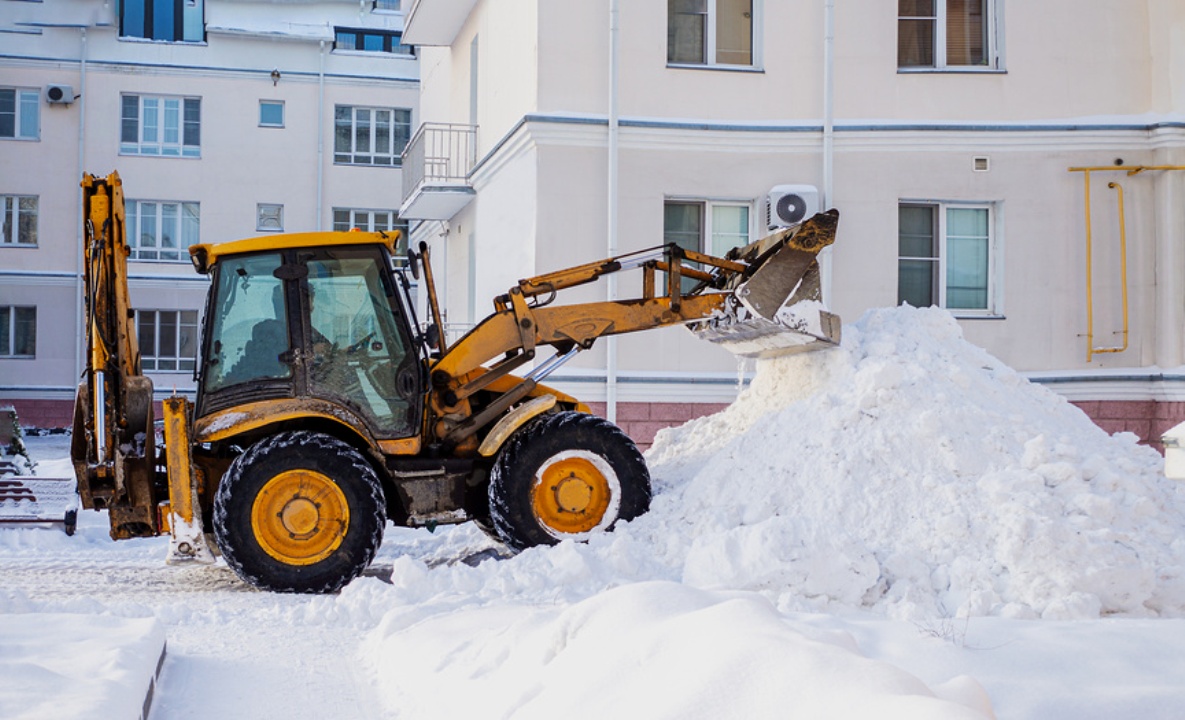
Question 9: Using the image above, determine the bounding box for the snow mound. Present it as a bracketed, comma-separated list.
[0, 613, 165, 720]
[646, 306, 1185, 620]
[365, 581, 993, 720]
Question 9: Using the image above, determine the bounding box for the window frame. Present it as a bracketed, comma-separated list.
[119, 0, 206, 43]
[0, 87, 40, 140]
[332, 207, 409, 258]
[0, 305, 36, 358]
[897, 0, 1004, 72]
[667, 0, 763, 71]
[334, 27, 413, 56]
[121, 94, 201, 158]
[136, 309, 199, 373]
[663, 197, 754, 255]
[897, 200, 1001, 317]
[125, 199, 199, 262]
[1, 195, 38, 246]
[259, 100, 285, 128]
[333, 105, 412, 167]
[663, 198, 754, 293]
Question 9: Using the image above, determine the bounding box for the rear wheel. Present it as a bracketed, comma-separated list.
[213, 431, 385, 593]
[489, 412, 650, 551]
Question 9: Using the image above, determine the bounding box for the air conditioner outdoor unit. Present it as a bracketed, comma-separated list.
[45, 84, 74, 105]
[766, 184, 819, 230]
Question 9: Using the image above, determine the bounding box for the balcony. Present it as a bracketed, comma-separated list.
[399, 123, 477, 221]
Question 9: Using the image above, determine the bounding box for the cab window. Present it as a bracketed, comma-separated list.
[205, 253, 291, 392]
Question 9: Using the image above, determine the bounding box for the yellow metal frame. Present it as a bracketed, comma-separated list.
[1068, 165, 1185, 361]
[193, 398, 421, 456]
[190, 230, 400, 268]
[162, 396, 199, 528]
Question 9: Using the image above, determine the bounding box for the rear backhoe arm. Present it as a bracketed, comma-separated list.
[425, 210, 840, 447]
[73, 172, 161, 538]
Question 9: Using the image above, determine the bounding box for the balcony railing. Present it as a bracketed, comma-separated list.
[400, 123, 478, 219]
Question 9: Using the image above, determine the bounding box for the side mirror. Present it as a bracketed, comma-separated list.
[424, 323, 440, 351]
[406, 248, 421, 281]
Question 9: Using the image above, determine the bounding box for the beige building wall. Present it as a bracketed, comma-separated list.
[403, 0, 1185, 430]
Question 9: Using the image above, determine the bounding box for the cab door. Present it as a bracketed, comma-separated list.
[299, 247, 422, 439]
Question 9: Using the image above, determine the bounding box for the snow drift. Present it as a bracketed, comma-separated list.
[647, 306, 1185, 620]
[343, 306, 1185, 622]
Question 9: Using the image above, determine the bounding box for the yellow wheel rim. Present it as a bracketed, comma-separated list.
[251, 469, 350, 566]
[531, 451, 620, 537]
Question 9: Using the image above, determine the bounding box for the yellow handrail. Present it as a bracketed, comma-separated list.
[1068, 165, 1185, 361]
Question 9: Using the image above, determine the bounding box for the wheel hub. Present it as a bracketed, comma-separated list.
[279, 497, 320, 538]
[553, 474, 594, 513]
[251, 469, 349, 566]
[532, 454, 615, 535]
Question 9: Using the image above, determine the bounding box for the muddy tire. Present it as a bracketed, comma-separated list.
[213, 431, 385, 593]
[489, 411, 650, 552]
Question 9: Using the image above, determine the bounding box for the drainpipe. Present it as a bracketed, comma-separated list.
[316, 40, 326, 230]
[820, 0, 835, 307]
[74, 27, 89, 384]
[605, 0, 620, 423]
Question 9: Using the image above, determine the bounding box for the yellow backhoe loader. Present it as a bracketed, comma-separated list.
[70, 171, 840, 593]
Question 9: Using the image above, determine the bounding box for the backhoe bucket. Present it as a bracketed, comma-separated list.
[691, 209, 842, 359]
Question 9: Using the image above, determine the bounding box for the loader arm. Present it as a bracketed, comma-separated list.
[426, 209, 841, 447]
[72, 172, 162, 539]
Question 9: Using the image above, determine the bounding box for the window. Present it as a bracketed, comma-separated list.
[0, 306, 36, 357]
[664, 200, 750, 255]
[373, 0, 401, 11]
[334, 27, 412, 55]
[257, 204, 284, 232]
[898, 202, 996, 313]
[2, 195, 38, 246]
[120, 0, 205, 42]
[121, 95, 200, 157]
[664, 199, 751, 291]
[126, 200, 199, 261]
[898, 0, 1000, 70]
[668, 0, 755, 67]
[259, 100, 284, 127]
[333, 208, 409, 256]
[334, 106, 411, 166]
[0, 88, 39, 140]
[204, 254, 292, 392]
[136, 310, 198, 372]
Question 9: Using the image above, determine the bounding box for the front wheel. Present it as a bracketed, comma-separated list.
[213, 431, 386, 593]
[489, 412, 651, 551]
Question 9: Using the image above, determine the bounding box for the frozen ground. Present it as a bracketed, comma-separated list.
[3, 307, 1185, 719]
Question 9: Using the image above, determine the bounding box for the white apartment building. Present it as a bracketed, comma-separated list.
[0, 0, 418, 427]
[399, 0, 1185, 446]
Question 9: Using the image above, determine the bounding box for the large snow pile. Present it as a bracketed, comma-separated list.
[365, 581, 993, 720]
[646, 306, 1185, 620]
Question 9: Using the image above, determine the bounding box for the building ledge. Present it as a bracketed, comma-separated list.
[399, 184, 475, 221]
[402, 0, 476, 46]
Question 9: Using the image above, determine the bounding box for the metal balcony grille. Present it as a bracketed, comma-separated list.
[400, 123, 477, 207]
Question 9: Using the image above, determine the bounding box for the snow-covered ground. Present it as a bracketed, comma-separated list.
[3, 307, 1185, 719]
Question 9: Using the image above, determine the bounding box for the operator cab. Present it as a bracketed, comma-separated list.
[192, 232, 424, 440]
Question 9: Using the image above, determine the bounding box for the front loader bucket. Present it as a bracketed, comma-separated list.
[691, 209, 842, 359]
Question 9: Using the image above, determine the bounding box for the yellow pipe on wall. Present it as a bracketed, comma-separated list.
[1092, 181, 1129, 357]
[1069, 165, 1185, 362]
[1083, 169, 1095, 361]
